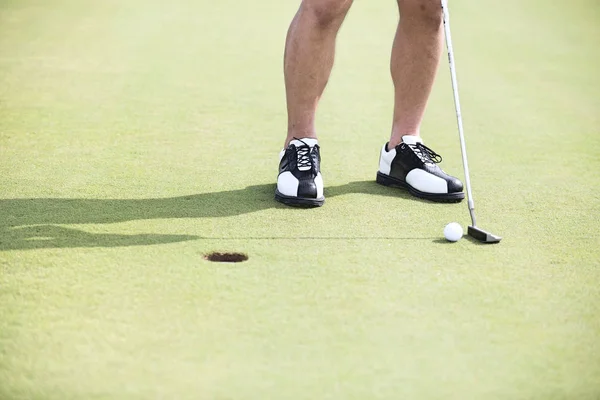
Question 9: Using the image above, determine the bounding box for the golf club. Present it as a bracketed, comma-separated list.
[441, 0, 502, 244]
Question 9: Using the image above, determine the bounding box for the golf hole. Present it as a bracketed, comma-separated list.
[204, 252, 248, 263]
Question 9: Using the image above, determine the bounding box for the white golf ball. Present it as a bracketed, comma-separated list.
[444, 222, 463, 242]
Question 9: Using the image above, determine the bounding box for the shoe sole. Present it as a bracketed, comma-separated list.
[275, 190, 325, 208]
[376, 172, 465, 203]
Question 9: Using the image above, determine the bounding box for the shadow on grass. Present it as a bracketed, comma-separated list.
[0, 180, 442, 251]
[1, 225, 198, 251]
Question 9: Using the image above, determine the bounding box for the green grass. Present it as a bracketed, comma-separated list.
[1, 0, 599, 398]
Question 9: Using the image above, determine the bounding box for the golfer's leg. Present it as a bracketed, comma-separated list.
[376, 0, 464, 202]
[389, 0, 444, 147]
[276, 0, 352, 207]
[284, 0, 353, 147]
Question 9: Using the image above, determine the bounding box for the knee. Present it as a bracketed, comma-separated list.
[398, 0, 443, 28]
[301, 0, 353, 29]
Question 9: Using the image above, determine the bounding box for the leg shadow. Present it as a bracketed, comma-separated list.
[0, 225, 198, 251]
[0, 184, 277, 251]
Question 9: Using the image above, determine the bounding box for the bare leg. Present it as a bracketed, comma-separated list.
[284, 0, 353, 148]
[389, 0, 444, 147]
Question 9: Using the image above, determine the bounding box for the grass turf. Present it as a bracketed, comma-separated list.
[1, 0, 599, 398]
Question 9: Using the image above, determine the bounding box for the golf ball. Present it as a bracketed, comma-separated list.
[444, 222, 463, 242]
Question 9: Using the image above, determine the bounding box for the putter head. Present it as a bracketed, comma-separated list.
[468, 226, 502, 244]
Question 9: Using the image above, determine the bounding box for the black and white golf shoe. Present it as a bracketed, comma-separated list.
[275, 138, 324, 207]
[376, 135, 464, 202]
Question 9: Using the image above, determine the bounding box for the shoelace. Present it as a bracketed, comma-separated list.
[407, 142, 443, 165]
[293, 137, 314, 171]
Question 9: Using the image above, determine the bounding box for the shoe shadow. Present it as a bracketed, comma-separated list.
[326, 180, 453, 205]
[327, 180, 412, 201]
[0, 180, 435, 251]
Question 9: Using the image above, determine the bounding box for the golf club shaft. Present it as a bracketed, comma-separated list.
[440, 0, 476, 226]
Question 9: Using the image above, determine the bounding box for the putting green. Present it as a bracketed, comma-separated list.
[1, 0, 599, 398]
